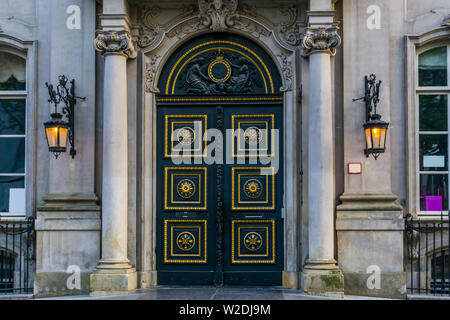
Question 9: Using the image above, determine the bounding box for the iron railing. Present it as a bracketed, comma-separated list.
[0, 217, 34, 294]
[405, 213, 449, 296]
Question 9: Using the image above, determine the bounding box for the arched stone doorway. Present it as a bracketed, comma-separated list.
[155, 33, 284, 285]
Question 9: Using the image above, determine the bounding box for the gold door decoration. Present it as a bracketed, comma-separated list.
[165, 115, 207, 158]
[231, 114, 275, 157]
[164, 220, 207, 263]
[231, 220, 275, 264]
[164, 167, 207, 210]
[165, 40, 275, 94]
[232, 167, 275, 210]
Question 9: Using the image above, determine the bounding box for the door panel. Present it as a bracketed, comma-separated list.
[156, 106, 217, 284]
[222, 106, 284, 285]
[156, 102, 283, 285]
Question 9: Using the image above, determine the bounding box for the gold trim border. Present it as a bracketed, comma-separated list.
[232, 114, 275, 157]
[164, 115, 208, 158]
[164, 220, 207, 263]
[232, 167, 275, 210]
[238, 173, 269, 204]
[164, 167, 207, 210]
[231, 220, 275, 264]
[172, 47, 268, 94]
[157, 97, 283, 102]
[165, 40, 274, 94]
[171, 227, 201, 257]
[238, 226, 269, 257]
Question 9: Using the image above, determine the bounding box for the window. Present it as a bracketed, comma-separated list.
[0, 51, 26, 216]
[417, 45, 450, 214]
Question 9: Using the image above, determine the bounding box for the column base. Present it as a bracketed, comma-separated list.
[90, 261, 137, 296]
[282, 271, 300, 289]
[301, 261, 344, 297]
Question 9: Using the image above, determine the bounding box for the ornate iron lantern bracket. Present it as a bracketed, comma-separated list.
[45, 75, 85, 158]
[353, 74, 389, 160]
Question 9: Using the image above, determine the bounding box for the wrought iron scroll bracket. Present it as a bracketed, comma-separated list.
[352, 73, 382, 123]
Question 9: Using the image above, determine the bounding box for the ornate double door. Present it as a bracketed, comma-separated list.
[156, 98, 284, 286]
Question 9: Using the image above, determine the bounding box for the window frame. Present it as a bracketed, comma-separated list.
[0, 49, 27, 216]
[0, 35, 36, 220]
[407, 27, 450, 220]
[416, 44, 450, 217]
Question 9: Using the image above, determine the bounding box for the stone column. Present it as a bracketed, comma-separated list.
[90, 30, 137, 295]
[301, 26, 344, 296]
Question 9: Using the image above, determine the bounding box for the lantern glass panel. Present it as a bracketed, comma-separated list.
[59, 127, 68, 148]
[45, 127, 59, 148]
[372, 127, 387, 149]
[365, 128, 372, 149]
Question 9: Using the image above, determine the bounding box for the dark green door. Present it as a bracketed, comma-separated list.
[156, 98, 284, 285]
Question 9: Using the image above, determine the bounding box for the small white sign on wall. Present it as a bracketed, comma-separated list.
[423, 155, 445, 168]
[9, 188, 25, 215]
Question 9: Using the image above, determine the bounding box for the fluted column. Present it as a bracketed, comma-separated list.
[301, 26, 344, 295]
[90, 30, 137, 295]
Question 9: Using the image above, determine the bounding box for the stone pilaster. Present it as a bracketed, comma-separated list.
[89, 30, 137, 296]
[301, 25, 344, 297]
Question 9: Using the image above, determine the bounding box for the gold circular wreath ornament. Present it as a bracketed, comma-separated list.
[208, 55, 232, 83]
[177, 127, 195, 145]
[243, 179, 263, 198]
[243, 232, 263, 251]
[177, 179, 196, 199]
[243, 126, 262, 146]
[176, 232, 196, 251]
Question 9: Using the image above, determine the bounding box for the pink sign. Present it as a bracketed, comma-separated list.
[425, 196, 442, 211]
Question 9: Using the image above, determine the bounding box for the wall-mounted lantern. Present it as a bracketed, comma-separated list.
[44, 75, 85, 159]
[353, 74, 389, 160]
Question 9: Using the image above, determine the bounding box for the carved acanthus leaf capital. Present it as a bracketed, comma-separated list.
[94, 30, 137, 59]
[301, 26, 341, 56]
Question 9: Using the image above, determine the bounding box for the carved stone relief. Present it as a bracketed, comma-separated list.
[135, 0, 301, 48]
[301, 26, 341, 56]
[198, 0, 238, 31]
[94, 30, 137, 58]
[135, 0, 301, 92]
[277, 53, 293, 92]
[178, 49, 264, 94]
[145, 54, 161, 93]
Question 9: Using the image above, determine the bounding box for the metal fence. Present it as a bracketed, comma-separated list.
[405, 213, 449, 296]
[0, 217, 34, 294]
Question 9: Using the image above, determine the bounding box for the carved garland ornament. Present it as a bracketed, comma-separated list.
[277, 53, 293, 92]
[145, 54, 161, 93]
[301, 27, 341, 57]
[94, 30, 137, 59]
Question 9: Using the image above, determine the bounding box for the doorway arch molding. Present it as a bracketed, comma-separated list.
[137, 13, 302, 288]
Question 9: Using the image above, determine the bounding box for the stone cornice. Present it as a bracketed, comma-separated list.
[94, 30, 137, 59]
[301, 26, 341, 56]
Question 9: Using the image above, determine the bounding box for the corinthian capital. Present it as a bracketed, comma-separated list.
[301, 26, 341, 56]
[94, 30, 137, 59]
